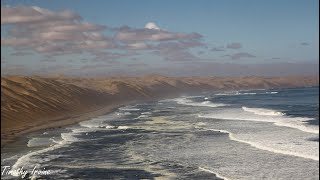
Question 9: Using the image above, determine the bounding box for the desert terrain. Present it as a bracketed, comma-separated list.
[1, 75, 318, 145]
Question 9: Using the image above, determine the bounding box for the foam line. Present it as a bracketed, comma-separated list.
[11, 131, 80, 177]
[174, 97, 226, 108]
[202, 128, 319, 161]
[215, 91, 278, 96]
[199, 108, 319, 134]
[199, 167, 231, 180]
[242, 107, 285, 116]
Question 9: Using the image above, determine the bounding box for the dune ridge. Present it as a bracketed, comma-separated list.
[1, 75, 318, 145]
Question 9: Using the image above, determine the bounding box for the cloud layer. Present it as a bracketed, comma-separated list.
[2, 6, 205, 62]
[1, 6, 113, 56]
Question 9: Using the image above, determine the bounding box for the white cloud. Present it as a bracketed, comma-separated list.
[115, 26, 202, 42]
[2, 6, 206, 62]
[1, 6, 80, 24]
[144, 22, 161, 30]
[1, 6, 113, 55]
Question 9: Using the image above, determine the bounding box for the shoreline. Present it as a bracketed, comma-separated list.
[1, 101, 131, 147]
[2, 75, 318, 147]
[1, 83, 318, 180]
[2, 86, 319, 147]
[1, 97, 164, 147]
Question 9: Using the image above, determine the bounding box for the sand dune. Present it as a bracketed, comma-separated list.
[1, 75, 318, 145]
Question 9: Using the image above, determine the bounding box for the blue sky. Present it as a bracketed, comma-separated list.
[1, 0, 319, 76]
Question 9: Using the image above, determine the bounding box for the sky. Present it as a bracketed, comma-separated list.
[1, 0, 319, 76]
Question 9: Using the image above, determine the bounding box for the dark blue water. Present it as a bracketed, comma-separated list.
[193, 86, 319, 125]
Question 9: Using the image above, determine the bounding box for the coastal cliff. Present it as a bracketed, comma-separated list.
[1, 75, 318, 145]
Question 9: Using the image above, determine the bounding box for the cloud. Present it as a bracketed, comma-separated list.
[300, 42, 309, 46]
[226, 42, 242, 49]
[144, 22, 161, 30]
[114, 22, 205, 61]
[1, 6, 113, 56]
[230, 52, 256, 60]
[126, 42, 152, 50]
[115, 23, 202, 42]
[1, 6, 81, 24]
[210, 47, 225, 52]
[2, 6, 206, 62]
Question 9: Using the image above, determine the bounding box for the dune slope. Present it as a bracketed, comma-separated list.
[1, 75, 318, 145]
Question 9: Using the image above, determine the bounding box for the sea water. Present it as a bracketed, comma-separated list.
[1, 87, 319, 179]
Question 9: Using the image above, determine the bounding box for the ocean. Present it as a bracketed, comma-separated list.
[1, 86, 319, 180]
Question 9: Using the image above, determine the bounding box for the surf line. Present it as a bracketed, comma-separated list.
[201, 128, 319, 161]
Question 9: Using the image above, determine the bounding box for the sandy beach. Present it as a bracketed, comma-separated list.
[1, 75, 319, 146]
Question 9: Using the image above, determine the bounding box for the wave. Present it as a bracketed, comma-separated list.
[266, 91, 278, 94]
[79, 115, 131, 131]
[198, 167, 231, 180]
[27, 137, 55, 147]
[199, 108, 318, 134]
[116, 112, 132, 116]
[200, 128, 319, 161]
[215, 91, 278, 96]
[242, 107, 285, 116]
[12, 112, 130, 178]
[2, 155, 20, 165]
[134, 115, 149, 119]
[214, 92, 256, 96]
[11, 130, 79, 178]
[159, 95, 204, 103]
[119, 107, 140, 111]
[79, 122, 127, 130]
[174, 97, 226, 108]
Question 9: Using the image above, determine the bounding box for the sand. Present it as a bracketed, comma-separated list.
[1, 75, 319, 146]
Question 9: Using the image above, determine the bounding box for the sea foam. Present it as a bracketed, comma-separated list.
[199, 127, 319, 161]
[11, 130, 80, 178]
[199, 107, 318, 134]
[215, 91, 278, 96]
[174, 97, 226, 108]
[242, 106, 285, 116]
[199, 167, 231, 180]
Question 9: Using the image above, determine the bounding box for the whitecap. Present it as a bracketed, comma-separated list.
[199, 108, 318, 134]
[174, 97, 226, 108]
[11, 131, 79, 178]
[200, 128, 319, 161]
[242, 107, 285, 116]
[27, 138, 55, 147]
[118, 107, 140, 111]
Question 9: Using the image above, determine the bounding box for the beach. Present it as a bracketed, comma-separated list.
[1, 86, 318, 179]
[1, 75, 319, 146]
